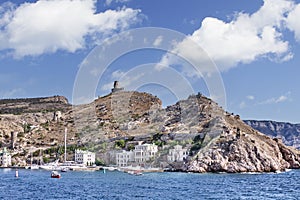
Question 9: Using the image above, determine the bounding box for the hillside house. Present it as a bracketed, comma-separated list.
[75, 149, 95, 166]
[167, 145, 188, 162]
[0, 147, 11, 167]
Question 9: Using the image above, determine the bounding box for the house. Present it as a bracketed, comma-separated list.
[167, 145, 188, 162]
[74, 149, 95, 166]
[116, 150, 134, 167]
[134, 142, 158, 164]
[114, 142, 158, 167]
[0, 147, 12, 167]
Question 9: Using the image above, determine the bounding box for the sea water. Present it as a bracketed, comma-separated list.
[0, 168, 299, 199]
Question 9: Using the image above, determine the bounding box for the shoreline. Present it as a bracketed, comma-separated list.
[0, 166, 298, 174]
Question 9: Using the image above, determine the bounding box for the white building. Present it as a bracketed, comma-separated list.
[75, 149, 95, 166]
[116, 150, 134, 167]
[0, 147, 12, 167]
[134, 142, 158, 164]
[167, 145, 188, 162]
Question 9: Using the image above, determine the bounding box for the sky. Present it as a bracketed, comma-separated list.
[1, 0, 300, 123]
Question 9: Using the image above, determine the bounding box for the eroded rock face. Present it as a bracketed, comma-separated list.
[184, 119, 300, 173]
[0, 95, 70, 114]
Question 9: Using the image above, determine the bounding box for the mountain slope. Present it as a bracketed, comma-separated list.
[1, 91, 300, 172]
[245, 120, 300, 149]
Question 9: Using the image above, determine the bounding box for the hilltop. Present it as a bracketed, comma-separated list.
[1, 90, 300, 173]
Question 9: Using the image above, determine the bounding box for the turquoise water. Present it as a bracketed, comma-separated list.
[0, 169, 299, 199]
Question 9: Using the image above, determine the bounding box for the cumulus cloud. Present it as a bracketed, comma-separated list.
[286, 3, 300, 41]
[153, 35, 163, 47]
[247, 95, 255, 100]
[259, 93, 291, 105]
[158, 0, 295, 73]
[0, 0, 140, 58]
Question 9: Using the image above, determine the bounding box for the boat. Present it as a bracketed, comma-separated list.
[51, 171, 61, 178]
[127, 170, 143, 176]
[15, 170, 19, 178]
[61, 167, 68, 172]
[30, 165, 40, 170]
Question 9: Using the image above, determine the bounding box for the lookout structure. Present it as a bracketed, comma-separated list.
[111, 81, 124, 93]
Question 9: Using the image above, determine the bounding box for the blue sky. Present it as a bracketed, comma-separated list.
[1, 0, 300, 123]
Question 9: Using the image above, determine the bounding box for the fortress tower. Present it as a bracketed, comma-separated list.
[111, 81, 124, 93]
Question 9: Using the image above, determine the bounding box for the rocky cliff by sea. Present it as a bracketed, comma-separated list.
[1, 90, 300, 173]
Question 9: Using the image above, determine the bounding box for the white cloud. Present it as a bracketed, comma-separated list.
[247, 95, 255, 100]
[157, 0, 294, 73]
[105, 0, 131, 6]
[275, 95, 288, 103]
[153, 35, 163, 47]
[239, 101, 246, 109]
[0, 0, 140, 58]
[112, 70, 126, 79]
[259, 93, 290, 105]
[100, 71, 144, 92]
[286, 4, 300, 41]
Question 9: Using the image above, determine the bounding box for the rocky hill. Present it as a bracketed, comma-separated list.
[1, 90, 300, 173]
[0, 95, 70, 114]
[244, 120, 300, 149]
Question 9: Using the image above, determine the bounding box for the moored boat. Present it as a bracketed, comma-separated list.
[51, 171, 61, 178]
[127, 170, 143, 176]
[61, 167, 68, 172]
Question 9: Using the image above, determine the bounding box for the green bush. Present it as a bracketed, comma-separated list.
[115, 139, 126, 148]
[95, 159, 105, 166]
[43, 156, 50, 163]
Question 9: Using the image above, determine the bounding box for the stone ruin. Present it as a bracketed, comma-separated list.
[111, 81, 124, 93]
[53, 111, 62, 122]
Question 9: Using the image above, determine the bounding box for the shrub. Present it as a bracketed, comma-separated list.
[115, 139, 126, 149]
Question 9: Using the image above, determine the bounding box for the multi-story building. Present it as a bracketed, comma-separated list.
[116, 150, 134, 167]
[75, 149, 95, 166]
[115, 142, 158, 167]
[134, 142, 158, 164]
[167, 145, 188, 162]
[0, 147, 12, 167]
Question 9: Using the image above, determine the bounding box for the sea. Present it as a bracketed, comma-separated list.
[0, 168, 299, 200]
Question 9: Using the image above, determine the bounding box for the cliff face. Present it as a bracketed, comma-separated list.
[185, 118, 300, 173]
[0, 95, 70, 114]
[1, 92, 300, 173]
[244, 120, 300, 149]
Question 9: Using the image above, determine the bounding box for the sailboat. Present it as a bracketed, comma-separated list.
[29, 152, 39, 169]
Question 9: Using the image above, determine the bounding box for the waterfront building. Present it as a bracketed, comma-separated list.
[74, 149, 95, 166]
[116, 150, 134, 167]
[0, 147, 12, 167]
[134, 142, 158, 163]
[167, 145, 188, 162]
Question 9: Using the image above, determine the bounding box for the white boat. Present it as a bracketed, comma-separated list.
[127, 170, 143, 176]
[61, 167, 68, 172]
[30, 165, 40, 170]
[51, 171, 61, 178]
[40, 160, 59, 170]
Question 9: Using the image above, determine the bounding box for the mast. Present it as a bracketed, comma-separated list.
[64, 128, 67, 163]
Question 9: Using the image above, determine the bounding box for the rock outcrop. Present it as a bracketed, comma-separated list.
[185, 117, 300, 173]
[0, 95, 70, 114]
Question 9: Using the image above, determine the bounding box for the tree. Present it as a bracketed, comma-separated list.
[115, 139, 126, 149]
